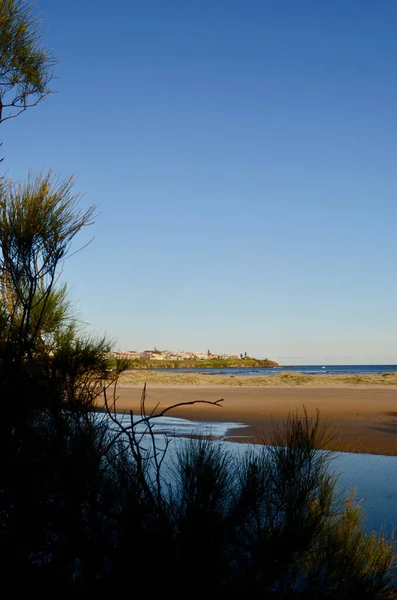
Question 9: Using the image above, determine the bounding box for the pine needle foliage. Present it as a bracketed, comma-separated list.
[0, 0, 55, 123]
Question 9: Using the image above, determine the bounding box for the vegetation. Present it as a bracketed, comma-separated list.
[120, 369, 397, 386]
[0, 0, 55, 126]
[123, 357, 279, 369]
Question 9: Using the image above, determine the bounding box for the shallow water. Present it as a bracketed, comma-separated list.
[103, 413, 397, 535]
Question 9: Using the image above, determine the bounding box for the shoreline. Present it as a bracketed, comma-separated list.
[100, 383, 397, 457]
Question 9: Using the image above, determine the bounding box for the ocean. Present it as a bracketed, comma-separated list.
[157, 364, 397, 376]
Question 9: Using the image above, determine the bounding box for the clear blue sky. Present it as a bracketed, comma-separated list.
[3, 0, 397, 364]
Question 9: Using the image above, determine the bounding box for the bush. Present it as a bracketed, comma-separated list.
[97, 407, 396, 597]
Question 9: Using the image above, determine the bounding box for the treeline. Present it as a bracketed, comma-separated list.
[123, 358, 279, 369]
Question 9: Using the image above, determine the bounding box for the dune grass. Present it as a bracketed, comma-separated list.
[119, 370, 397, 387]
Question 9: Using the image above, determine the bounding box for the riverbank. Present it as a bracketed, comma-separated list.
[102, 382, 397, 456]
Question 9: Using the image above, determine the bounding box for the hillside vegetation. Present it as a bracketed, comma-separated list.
[123, 358, 279, 369]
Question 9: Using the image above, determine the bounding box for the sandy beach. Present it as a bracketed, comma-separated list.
[102, 383, 397, 456]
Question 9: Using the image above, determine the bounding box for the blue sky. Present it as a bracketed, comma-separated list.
[3, 0, 397, 363]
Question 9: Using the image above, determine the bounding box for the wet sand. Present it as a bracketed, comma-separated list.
[102, 384, 397, 456]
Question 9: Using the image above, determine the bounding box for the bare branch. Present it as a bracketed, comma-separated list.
[135, 397, 224, 425]
[101, 381, 224, 507]
[0, 93, 49, 123]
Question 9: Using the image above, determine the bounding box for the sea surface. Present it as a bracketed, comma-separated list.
[157, 364, 397, 377]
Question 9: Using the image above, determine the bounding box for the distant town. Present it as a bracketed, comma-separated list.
[112, 349, 248, 361]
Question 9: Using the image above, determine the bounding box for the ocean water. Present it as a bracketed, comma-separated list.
[156, 364, 397, 377]
[103, 413, 397, 536]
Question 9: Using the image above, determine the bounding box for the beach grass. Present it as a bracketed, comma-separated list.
[119, 370, 397, 387]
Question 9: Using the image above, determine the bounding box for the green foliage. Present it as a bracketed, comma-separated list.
[0, 0, 55, 122]
[48, 334, 112, 408]
[309, 494, 396, 597]
[0, 170, 115, 429]
[123, 357, 279, 369]
[0, 171, 96, 361]
[0, 168, 121, 589]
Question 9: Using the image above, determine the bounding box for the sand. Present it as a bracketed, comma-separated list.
[101, 384, 397, 456]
